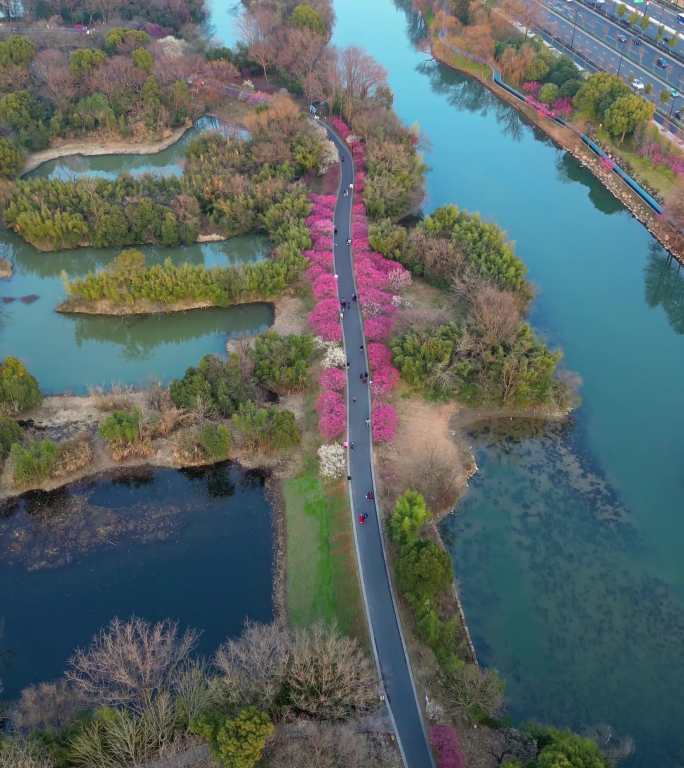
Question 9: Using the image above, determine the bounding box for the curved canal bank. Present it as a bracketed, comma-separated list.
[328, 1, 684, 766]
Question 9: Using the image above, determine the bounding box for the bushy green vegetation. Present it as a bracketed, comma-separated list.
[0, 136, 25, 178]
[27, 0, 206, 32]
[371, 204, 527, 293]
[65, 244, 306, 308]
[170, 355, 255, 417]
[231, 401, 300, 453]
[496, 37, 582, 95]
[575, 72, 654, 143]
[529, 726, 610, 768]
[9, 439, 58, 487]
[251, 332, 316, 393]
[0, 2, 213, 149]
[392, 321, 564, 408]
[5, 176, 199, 251]
[0, 416, 23, 460]
[387, 490, 466, 672]
[98, 408, 142, 447]
[369, 205, 568, 409]
[364, 134, 427, 220]
[7, 122, 317, 254]
[191, 707, 274, 768]
[0, 357, 42, 415]
[197, 423, 232, 461]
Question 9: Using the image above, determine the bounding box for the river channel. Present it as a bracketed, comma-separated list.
[321, 0, 683, 765]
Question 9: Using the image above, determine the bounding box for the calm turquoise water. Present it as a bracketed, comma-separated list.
[0, 464, 274, 698]
[0, 232, 272, 394]
[328, 1, 684, 764]
[26, 116, 248, 181]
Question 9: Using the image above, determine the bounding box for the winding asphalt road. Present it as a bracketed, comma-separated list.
[324, 122, 435, 768]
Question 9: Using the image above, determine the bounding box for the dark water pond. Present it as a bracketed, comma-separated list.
[0, 463, 274, 699]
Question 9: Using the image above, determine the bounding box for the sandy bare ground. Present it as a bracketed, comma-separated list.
[377, 395, 475, 518]
[22, 123, 193, 175]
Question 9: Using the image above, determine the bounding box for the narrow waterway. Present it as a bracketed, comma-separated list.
[320, 1, 684, 765]
[0, 463, 274, 699]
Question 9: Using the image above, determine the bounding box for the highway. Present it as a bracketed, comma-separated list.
[536, 0, 684, 116]
[324, 121, 436, 768]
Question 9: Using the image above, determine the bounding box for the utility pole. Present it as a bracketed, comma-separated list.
[571, 2, 580, 49]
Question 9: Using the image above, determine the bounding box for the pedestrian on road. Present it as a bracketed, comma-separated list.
[365, 417, 370, 427]
[344, 189, 348, 197]
[360, 344, 364, 351]
[349, 182, 354, 190]
[346, 360, 351, 368]
[339, 311, 343, 319]
[346, 238, 352, 245]
[343, 440, 348, 448]
[352, 293, 357, 302]
[347, 474, 351, 481]
[350, 441, 355, 449]
[334, 226, 338, 235]
[352, 396, 357, 403]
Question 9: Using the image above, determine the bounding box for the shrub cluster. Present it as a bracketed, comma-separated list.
[371, 203, 527, 294]
[5, 176, 199, 251]
[64, 245, 307, 309]
[0, 356, 42, 415]
[251, 332, 316, 394]
[388, 490, 465, 672]
[170, 355, 255, 418]
[231, 402, 300, 454]
[392, 321, 565, 408]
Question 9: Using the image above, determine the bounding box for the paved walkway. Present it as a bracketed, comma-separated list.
[325, 122, 435, 768]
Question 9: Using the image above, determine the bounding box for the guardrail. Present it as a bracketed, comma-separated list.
[580, 133, 664, 211]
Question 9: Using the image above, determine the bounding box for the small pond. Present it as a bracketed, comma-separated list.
[0, 463, 274, 699]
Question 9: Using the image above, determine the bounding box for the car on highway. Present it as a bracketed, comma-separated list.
[632, 78, 646, 90]
[632, 37, 641, 46]
[678, 12, 684, 25]
[617, 34, 628, 43]
[656, 57, 669, 68]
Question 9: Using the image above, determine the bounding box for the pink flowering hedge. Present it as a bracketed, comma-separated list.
[317, 391, 346, 440]
[430, 725, 464, 768]
[372, 403, 398, 443]
[305, 119, 411, 445]
[320, 367, 346, 392]
[371, 365, 400, 396]
[308, 295, 341, 342]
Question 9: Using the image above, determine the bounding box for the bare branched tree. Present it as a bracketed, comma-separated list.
[238, 7, 279, 80]
[339, 46, 387, 121]
[215, 621, 377, 720]
[287, 622, 377, 720]
[439, 663, 505, 723]
[67, 617, 199, 713]
[11, 679, 84, 732]
[214, 620, 291, 711]
[469, 284, 521, 348]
